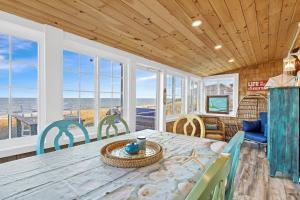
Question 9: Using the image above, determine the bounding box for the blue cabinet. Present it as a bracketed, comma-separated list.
[268, 87, 300, 183]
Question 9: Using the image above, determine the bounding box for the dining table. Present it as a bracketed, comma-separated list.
[0, 129, 227, 200]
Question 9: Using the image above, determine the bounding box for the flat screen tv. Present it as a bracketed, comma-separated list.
[206, 95, 229, 114]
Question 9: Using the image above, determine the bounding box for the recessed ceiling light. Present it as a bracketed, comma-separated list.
[228, 58, 235, 63]
[192, 20, 202, 27]
[214, 45, 222, 50]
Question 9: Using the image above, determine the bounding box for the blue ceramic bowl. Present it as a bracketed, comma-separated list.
[125, 142, 140, 154]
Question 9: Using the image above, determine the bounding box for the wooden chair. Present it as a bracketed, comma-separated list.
[223, 131, 245, 200]
[36, 120, 90, 155]
[173, 114, 205, 137]
[201, 116, 226, 141]
[186, 153, 231, 200]
[97, 115, 130, 140]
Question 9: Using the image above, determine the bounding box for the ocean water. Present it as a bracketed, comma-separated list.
[0, 98, 156, 115]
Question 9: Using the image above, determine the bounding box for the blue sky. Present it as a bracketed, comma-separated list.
[0, 33, 157, 100]
[0, 34, 38, 98]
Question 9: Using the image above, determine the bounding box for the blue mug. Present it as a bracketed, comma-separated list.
[125, 142, 140, 154]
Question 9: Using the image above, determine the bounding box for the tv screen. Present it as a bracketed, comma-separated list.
[206, 95, 229, 114]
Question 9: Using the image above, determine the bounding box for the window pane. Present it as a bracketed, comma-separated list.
[0, 34, 9, 87]
[63, 50, 95, 127]
[100, 76, 112, 92]
[204, 81, 218, 96]
[11, 37, 38, 89]
[0, 34, 39, 140]
[112, 61, 122, 77]
[100, 58, 112, 77]
[11, 88, 37, 138]
[64, 71, 79, 91]
[80, 73, 94, 92]
[80, 54, 94, 73]
[63, 50, 79, 72]
[80, 92, 94, 127]
[113, 78, 121, 93]
[99, 58, 123, 121]
[166, 75, 173, 116]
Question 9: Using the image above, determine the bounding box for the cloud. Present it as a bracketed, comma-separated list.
[137, 75, 156, 82]
[0, 58, 37, 72]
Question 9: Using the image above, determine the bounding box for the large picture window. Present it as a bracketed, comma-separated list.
[203, 74, 238, 115]
[0, 33, 38, 140]
[166, 74, 183, 116]
[99, 58, 123, 120]
[63, 50, 95, 127]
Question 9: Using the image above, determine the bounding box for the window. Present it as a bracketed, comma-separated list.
[63, 50, 95, 127]
[189, 80, 199, 113]
[203, 74, 238, 115]
[99, 58, 123, 120]
[166, 74, 183, 116]
[0, 33, 38, 140]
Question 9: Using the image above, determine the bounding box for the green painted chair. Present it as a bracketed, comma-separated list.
[97, 115, 130, 140]
[223, 131, 245, 200]
[186, 153, 231, 200]
[36, 120, 90, 155]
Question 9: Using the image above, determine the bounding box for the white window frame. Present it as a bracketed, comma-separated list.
[98, 57, 125, 120]
[201, 73, 239, 117]
[62, 50, 96, 128]
[189, 78, 201, 114]
[165, 73, 184, 121]
[135, 64, 161, 131]
[0, 17, 44, 156]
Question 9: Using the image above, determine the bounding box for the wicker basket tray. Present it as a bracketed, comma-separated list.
[100, 139, 163, 168]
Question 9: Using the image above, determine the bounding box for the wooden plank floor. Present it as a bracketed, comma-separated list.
[234, 143, 300, 200]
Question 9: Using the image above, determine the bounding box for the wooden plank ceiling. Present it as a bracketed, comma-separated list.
[0, 0, 299, 76]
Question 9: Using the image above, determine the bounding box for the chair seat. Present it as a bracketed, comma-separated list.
[205, 133, 225, 141]
[245, 131, 267, 143]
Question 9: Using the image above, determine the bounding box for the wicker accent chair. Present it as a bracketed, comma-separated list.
[236, 94, 267, 130]
[201, 116, 226, 141]
[236, 94, 268, 145]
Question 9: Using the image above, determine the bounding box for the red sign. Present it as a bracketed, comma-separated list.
[247, 80, 267, 91]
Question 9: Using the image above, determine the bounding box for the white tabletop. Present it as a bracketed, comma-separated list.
[0, 130, 227, 200]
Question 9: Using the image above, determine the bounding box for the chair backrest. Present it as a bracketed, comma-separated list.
[173, 114, 205, 137]
[223, 131, 245, 200]
[186, 153, 231, 200]
[236, 94, 267, 130]
[36, 120, 90, 155]
[97, 115, 130, 140]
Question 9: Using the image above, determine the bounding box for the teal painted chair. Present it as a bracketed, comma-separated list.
[36, 120, 90, 155]
[97, 115, 130, 140]
[186, 153, 231, 200]
[223, 131, 245, 200]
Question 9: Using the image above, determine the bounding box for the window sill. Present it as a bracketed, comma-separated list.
[200, 112, 236, 118]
